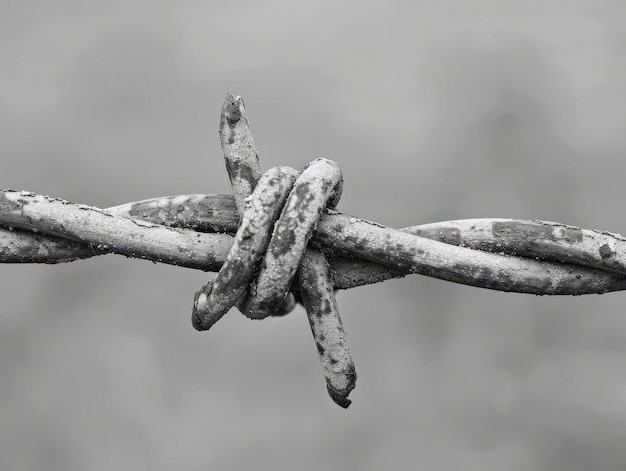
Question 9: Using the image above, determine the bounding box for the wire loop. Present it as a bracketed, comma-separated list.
[192, 156, 355, 406]
[237, 158, 343, 318]
[192, 166, 300, 329]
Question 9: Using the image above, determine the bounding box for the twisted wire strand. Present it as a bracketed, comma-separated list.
[3, 93, 626, 407]
[3, 191, 626, 294]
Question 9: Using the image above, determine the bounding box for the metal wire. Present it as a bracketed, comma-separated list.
[2, 93, 626, 407]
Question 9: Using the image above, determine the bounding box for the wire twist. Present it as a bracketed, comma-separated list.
[192, 160, 356, 406]
[197, 98, 357, 406]
[3, 93, 626, 407]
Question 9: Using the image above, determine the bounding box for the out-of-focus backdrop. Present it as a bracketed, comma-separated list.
[2, 1, 626, 470]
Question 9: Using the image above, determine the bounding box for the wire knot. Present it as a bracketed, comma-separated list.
[192, 159, 341, 324]
[192, 158, 356, 407]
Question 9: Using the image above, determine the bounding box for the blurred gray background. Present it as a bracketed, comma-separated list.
[2, 1, 626, 470]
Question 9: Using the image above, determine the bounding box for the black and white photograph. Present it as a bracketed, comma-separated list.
[2, 1, 626, 470]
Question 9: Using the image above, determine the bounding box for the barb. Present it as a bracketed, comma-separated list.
[299, 247, 356, 408]
[197, 94, 355, 406]
[219, 93, 262, 218]
[3, 93, 626, 407]
[216, 94, 298, 315]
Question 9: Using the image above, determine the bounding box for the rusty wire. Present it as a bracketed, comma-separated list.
[2, 93, 626, 407]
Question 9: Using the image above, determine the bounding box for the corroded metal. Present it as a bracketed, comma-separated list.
[3, 93, 626, 408]
[192, 166, 299, 330]
[237, 158, 343, 318]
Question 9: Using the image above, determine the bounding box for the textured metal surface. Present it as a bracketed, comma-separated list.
[3, 94, 626, 408]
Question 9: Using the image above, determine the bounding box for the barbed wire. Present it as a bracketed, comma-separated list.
[2, 93, 626, 407]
